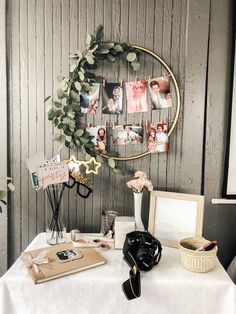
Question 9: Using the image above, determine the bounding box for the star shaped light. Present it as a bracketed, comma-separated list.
[83, 157, 101, 175]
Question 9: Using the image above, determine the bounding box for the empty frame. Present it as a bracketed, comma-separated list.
[148, 191, 204, 248]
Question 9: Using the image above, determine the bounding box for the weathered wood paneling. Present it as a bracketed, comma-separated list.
[3, 0, 235, 268]
[0, 0, 8, 275]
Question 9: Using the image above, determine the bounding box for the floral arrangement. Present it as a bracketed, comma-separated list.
[127, 171, 153, 193]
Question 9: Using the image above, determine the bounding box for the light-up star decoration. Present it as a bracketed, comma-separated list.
[65, 155, 102, 175]
[84, 157, 101, 175]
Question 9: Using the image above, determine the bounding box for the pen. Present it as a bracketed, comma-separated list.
[196, 240, 217, 251]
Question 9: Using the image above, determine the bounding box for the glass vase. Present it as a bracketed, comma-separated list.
[45, 184, 67, 245]
[133, 192, 145, 231]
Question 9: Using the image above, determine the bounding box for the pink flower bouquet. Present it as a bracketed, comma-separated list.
[127, 171, 153, 193]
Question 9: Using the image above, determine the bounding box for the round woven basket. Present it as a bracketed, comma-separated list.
[178, 237, 218, 273]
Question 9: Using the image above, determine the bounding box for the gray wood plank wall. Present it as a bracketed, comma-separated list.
[0, 0, 8, 275]
[0, 0, 235, 271]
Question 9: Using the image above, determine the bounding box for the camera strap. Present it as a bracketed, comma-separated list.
[122, 252, 141, 300]
[153, 239, 162, 266]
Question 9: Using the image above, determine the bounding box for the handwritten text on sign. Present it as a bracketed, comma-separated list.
[37, 163, 69, 189]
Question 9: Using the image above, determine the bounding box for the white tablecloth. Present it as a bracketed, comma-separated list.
[0, 233, 235, 314]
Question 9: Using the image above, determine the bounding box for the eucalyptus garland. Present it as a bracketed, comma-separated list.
[45, 25, 140, 173]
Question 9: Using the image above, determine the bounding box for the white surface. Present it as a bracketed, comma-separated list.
[0, 233, 235, 314]
[211, 199, 236, 205]
[154, 197, 197, 242]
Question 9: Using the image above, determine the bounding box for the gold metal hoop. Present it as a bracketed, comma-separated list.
[102, 45, 181, 161]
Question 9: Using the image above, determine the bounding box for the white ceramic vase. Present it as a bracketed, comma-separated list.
[133, 192, 145, 231]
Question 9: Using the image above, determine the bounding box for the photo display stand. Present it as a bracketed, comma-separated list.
[101, 45, 181, 161]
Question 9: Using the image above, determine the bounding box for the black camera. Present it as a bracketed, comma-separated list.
[123, 231, 162, 271]
[122, 231, 162, 300]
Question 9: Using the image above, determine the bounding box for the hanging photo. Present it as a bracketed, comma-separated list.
[113, 125, 143, 145]
[102, 83, 123, 114]
[86, 126, 107, 154]
[148, 75, 172, 109]
[80, 83, 100, 114]
[125, 81, 148, 113]
[146, 122, 169, 153]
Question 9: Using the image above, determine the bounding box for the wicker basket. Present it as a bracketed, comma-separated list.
[178, 237, 218, 273]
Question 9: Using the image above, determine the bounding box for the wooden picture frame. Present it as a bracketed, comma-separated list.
[148, 191, 204, 248]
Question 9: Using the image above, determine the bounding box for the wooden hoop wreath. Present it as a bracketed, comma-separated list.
[102, 45, 181, 161]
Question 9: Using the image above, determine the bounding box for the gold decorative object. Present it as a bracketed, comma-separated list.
[101, 45, 181, 161]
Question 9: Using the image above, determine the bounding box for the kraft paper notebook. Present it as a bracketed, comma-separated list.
[22, 242, 106, 284]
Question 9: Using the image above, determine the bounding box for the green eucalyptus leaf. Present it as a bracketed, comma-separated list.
[62, 117, 72, 124]
[106, 150, 119, 157]
[95, 24, 104, 40]
[0, 191, 7, 200]
[84, 142, 94, 148]
[70, 90, 79, 101]
[75, 82, 82, 91]
[57, 89, 64, 99]
[48, 109, 57, 120]
[113, 44, 124, 52]
[65, 136, 72, 142]
[85, 55, 95, 65]
[75, 129, 84, 137]
[78, 71, 85, 81]
[90, 44, 98, 53]
[77, 50, 83, 58]
[44, 95, 51, 102]
[54, 118, 59, 126]
[108, 158, 116, 168]
[7, 183, 15, 192]
[64, 129, 72, 136]
[126, 52, 137, 62]
[98, 49, 110, 54]
[70, 64, 77, 73]
[54, 101, 62, 108]
[63, 106, 70, 113]
[83, 131, 91, 138]
[72, 104, 81, 112]
[58, 123, 64, 129]
[99, 42, 114, 49]
[80, 137, 90, 144]
[82, 83, 91, 92]
[131, 61, 140, 71]
[68, 112, 75, 119]
[86, 34, 92, 46]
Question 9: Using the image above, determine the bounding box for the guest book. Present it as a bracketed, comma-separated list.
[22, 242, 106, 284]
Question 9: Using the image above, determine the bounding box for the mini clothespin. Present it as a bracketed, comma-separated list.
[145, 118, 148, 127]
[148, 75, 151, 80]
[103, 79, 106, 87]
[120, 79, 123, 87]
